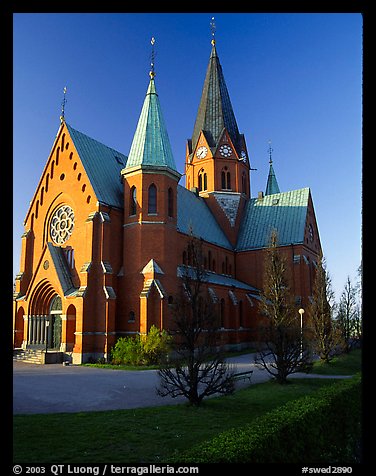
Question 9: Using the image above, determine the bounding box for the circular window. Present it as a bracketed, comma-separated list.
[50, 205, 75, 245]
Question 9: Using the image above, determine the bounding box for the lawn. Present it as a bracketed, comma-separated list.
[312, 348, 362, 375]
[13, 349, 361, 463]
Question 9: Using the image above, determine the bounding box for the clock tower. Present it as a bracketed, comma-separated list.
[185, 39, 252, 245]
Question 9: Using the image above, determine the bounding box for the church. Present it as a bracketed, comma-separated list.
[13, 36, 322, 364]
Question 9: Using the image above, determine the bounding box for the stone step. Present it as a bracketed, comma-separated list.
[13, 349, 44, 364]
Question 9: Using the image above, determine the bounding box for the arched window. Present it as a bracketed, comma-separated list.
[242, 172, 247, 194]
[148, 184, 157, 214]
[198, 169, 207, 192]
[220, 299, 225, 328]
[168, 187, 174, 217]
[129, 186, 137, 216]
[221, 167, 231, 190]
[239, 300, 243, 327]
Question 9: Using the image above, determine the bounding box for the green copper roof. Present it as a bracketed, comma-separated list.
[125, 78, 178, 172]
[66, 123, 127, 208]
[191, 44, 241, 154]
[265, 162, 280, 195]
[236, 188, 310, 250]
[47, 242, 76, 296]
[177, 185, 232, 250]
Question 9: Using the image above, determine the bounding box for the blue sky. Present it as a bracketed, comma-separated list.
[13, 13, 362, 300]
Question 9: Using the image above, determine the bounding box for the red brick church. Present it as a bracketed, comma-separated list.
[13, 38, 322, 364]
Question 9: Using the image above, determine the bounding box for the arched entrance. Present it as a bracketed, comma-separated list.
[49, 295, 62, 350]
[27, 280, 63, 350]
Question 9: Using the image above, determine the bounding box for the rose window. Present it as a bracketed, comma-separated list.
[50, 205, 75, 245]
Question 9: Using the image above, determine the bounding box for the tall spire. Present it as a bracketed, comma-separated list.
[125, 77, 178, 172]
[265, 141, 280, 195]
[190, 26, 241, 155]
[125, 41, 178, 174]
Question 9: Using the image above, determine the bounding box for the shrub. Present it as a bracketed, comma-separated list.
[169, 373, 361, 464]
[111, 326, 171, 366]
[141, 325, 171, 365]
[111, 335, 144, 366]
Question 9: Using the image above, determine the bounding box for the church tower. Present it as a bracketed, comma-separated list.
[120, 62, 181, 335]
[185, 33, 252, 245]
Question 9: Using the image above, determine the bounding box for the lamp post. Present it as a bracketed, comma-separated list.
[298, 308, 305, 359]
[45, 319, 50, 354]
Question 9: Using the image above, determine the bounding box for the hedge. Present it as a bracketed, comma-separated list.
[169, 374, 361, 464]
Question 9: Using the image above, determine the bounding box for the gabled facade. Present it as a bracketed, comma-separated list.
[13, 40, 322, 363]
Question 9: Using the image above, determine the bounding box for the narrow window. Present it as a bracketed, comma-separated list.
[198, 173, 203, 192]
[227, 171, 231, 189]
[239, 300, 243, 327]
[203, 173, 207, 191]
[148, 184, 157, 214]
[220, 299, 225, 328]
[242, 172, 247, 193]
[130, 186, 137, 216]
[221, 167, 231, 189]
[168, 187, 174, 217]
[221, 170, 226, 189]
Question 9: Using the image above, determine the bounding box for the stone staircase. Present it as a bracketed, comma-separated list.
[13, 349, 44, 364]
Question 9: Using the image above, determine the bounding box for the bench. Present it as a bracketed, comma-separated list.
[232, 370, 253, 383]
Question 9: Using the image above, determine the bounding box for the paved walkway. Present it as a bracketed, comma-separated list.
[13, 353, 351, 415]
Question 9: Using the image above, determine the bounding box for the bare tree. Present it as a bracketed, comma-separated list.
[337, 276, 358, 352]
[157, 236, 234, 406]
[254, 230, 313, 384]
[308, 254, 343, 362]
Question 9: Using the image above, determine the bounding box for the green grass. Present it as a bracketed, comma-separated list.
[14, 349, 361, 464]
[312, 348, 362, 375]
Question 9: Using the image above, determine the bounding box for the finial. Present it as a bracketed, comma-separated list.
[149, 36, 156, 79]
[210, 17, 216, 46]
[268, 140, 273, 165]
[60, 86, 67, 123]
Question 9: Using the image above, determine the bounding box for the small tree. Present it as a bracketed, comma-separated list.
[254, 230, 313, 384]
[157, 236, 235, 406]
[337, 276, 358, 352]
[308, 254, 343, 363]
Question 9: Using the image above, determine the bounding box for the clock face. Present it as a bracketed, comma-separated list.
[196, 146, 208, 159]
[219, 144, 233, 157]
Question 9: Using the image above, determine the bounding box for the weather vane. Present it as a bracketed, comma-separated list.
[210, 17, 216, 46]
[60, 86, 67, 123]
[268, 140, 274, 164]
[150, 36, 156, 78]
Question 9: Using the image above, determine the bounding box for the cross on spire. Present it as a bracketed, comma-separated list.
[210, 17, 216, 45]
[149, 36, 156, 79]
[268, 140, 273, 164]
[60, 86, 67, 123]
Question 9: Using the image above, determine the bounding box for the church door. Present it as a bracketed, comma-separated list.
[52, 315, 62, 349]
[49, 295, 62, 350]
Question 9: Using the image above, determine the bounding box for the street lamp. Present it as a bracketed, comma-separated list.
[298, 308, 305, 359]
[45, 319, 50, 354]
